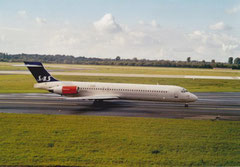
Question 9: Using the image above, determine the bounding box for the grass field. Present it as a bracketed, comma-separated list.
[1, 74, 240, 93]
[1, 62, 240, 166]
[1, 62, 240, 77]
[0, 113, 239, 166]
[0, 62, 61, 71]
[65, 65, 240, 77]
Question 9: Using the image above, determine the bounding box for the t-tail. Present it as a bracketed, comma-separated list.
[24, 62, 58, 83]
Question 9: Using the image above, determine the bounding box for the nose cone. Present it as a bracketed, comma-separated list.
[190, 94, 198, 102]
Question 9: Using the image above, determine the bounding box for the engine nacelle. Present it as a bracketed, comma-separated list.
[50, 86, 79, 95]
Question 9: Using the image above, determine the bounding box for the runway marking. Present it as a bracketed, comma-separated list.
[1, 101, 240, 111]
[198, 96, 240, 98]
[193, 107, 240, 111]
[0, 97, 64, 100]
[198, 99, 240, 102]
[0, 101, 79, 106]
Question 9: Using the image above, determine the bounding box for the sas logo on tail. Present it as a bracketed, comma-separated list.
[38, 75, 52, 82]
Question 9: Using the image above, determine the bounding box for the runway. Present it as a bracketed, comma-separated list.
[0, 92, 240, 120]
[1, 71, 240, 80]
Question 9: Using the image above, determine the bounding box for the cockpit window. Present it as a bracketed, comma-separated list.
[181, 89, 188, 93]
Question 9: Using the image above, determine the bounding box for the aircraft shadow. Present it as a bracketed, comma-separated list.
[69, 101, 134, 114]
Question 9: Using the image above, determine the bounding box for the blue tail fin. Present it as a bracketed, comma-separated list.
[24, 62, 58, 83]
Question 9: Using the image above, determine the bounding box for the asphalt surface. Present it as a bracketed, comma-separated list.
[1, 71, 240, 80]
[0, 92, 240, 120]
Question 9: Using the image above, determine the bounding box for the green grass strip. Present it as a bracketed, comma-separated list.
[0, 75, 240, 93]
[0, 113, 239, 166]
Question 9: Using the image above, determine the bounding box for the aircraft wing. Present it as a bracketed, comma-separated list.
[65, 95, 119, 100]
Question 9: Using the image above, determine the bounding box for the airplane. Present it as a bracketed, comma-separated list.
[24, 62, 198, 107]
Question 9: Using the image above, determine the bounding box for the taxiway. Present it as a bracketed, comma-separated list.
[0, 71, 240, 80]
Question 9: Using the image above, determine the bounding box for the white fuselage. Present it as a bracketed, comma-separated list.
[34, 81, 198, 103]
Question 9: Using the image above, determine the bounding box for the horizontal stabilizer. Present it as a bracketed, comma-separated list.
[13, 64, 42, 67]
[24, 64, 42, 67]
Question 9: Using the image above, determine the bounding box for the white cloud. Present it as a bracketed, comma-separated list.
[138, 20, 160, 28]
[151, 20, 158, 27]
[226, 5, 240, 14]
[93, 13, 122, 33]
[1, 14, 240, 62]
[49, 29, 78, 48]
[209, 21, 231, 31]
[189, 30, 208, 43]
[0, 35, 5, 42]
[35, 17, 47, 25]
[222, 44, 239, 52]
[138, 20, 145, 25]
[18, 10, 27, 18]
[188, 30, 240, 60]
[0, 27, 23, 32]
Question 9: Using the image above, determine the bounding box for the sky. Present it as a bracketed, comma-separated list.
[0, 0, 239, 62]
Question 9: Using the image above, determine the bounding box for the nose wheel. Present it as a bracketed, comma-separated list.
[184, 103, 189, 107]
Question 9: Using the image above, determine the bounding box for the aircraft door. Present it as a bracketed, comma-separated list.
[174, 92, 178, 99]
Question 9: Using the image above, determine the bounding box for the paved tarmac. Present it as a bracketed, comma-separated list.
[1, 71, 240, 80]
[0, 93, 240, 120]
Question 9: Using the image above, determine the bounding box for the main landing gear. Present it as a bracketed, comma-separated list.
[184, 103, 189, 107]
[93, 99, 104, 105]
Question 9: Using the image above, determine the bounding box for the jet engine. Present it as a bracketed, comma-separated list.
[50, 86, 79, 95]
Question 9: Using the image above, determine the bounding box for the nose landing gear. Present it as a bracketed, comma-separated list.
[185, 103, 189, 107]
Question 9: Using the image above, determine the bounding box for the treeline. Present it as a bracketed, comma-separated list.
[0, 53, 240, 69]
